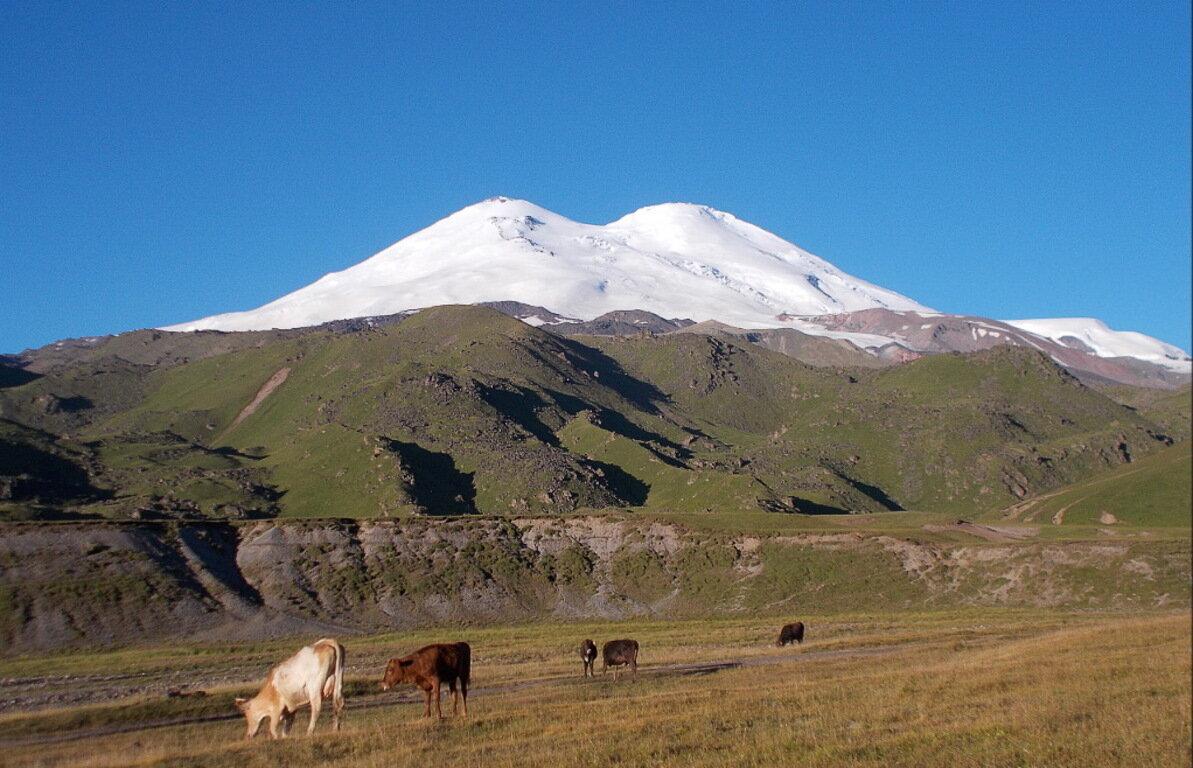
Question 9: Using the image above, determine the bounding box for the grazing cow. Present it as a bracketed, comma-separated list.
[381, 642, 470, 718]
[601, 638, 639, 682]
[776, 621, 805, 647]
[235, 637, 345, 739]
[580, 639, 598, 678]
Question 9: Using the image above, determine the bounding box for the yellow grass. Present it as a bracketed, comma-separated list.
[4, 611, 1189, 768]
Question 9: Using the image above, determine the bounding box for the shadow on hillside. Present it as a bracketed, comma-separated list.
[0, 363, 41, 389]
[843, 477, 904, 511]
[541, 389, 693, 465]
[584, 458, 650, 506]
[478, 383, 560, 446]
[0, 441, 110, 506]
[557, 338, 670, 415]
[174, 524, 266, 607]
[760, 496, 851, 515]
[386, 440, 478, 515]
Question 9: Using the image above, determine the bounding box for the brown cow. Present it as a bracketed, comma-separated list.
[601, 638, 639, 682]
[776, 621, 805, 647]
[580, 639, 597, 678]
[235, 637, 345, 739]
[380, 642, 470, 718]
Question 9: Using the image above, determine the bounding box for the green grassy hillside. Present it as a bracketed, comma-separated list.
[0, 306, 1184, 521]
[593, 335, 1174, 514]
[1103, 383, 1191, 441]
[990, 439, 1192, 530]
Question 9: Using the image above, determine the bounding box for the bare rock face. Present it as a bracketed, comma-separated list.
[548, 310, 695, 337]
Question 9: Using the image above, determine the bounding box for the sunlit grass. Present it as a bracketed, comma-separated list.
[3, 610, 1188, 768]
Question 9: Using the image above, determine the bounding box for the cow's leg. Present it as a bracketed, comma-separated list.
[422, 687, 432, 718]
[280, 708, 296, 738]
[268, 711, 281, 740]
[432, 680, 443, 719]
[331, 690, 344, 732]
[460, 677, 468, 717]
[307, 694, 323, 735]
[631, 659, 638, 683]
[448, 680, 458, 716]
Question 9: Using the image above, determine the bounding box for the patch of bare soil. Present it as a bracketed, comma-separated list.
[226, 366, 290, 431]
[921, 520, 1037, 542]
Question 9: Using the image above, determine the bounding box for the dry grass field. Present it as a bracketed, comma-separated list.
[2, 610, 1188, 768]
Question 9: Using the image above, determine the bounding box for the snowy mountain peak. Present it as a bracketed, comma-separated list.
[159, 198, 1187, 380]
[163, 198, 933, 335]
[1004, 317, 1192, 371]
[433, 197, 564, 230]
[612, 201, 727, 224]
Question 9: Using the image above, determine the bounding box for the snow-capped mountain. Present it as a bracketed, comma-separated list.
[1003, 318, 1190, 372]
[799, 309, 1191, 386]
[163, 197, 931, 333]
[163, 197, 1190, 379]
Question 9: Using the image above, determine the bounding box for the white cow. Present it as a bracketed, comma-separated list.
[235, 637, 346, 739]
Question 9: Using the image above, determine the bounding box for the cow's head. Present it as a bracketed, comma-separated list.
[234, 696, 268, 739]
[380, 657, 412, 692]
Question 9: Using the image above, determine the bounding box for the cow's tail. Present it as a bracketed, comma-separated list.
[318, 638, 346, 731]
[333, 640, 346, 730]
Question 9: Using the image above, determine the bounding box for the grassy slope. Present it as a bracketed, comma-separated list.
[60, 310, 757, 517]
[1102, 383, 1191, 441]
[987, 439, 1192, 530]
[0, 421, 104, 517]
[593, 335, 1173, 514]
[0, 306, 1184, 521]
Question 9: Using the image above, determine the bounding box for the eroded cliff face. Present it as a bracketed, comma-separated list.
[1, 518, 1187, 651]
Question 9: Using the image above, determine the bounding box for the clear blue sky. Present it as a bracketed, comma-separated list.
[3, 1, 1190, 354]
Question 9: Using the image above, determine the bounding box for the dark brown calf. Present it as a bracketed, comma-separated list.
[380, 642, 470, 718]
[776, 621, 805, 647]
[601, 638, 639, 682]
[580, 639, 597, 678]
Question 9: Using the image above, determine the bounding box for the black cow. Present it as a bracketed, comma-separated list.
[776, 621, 805, 647]
[580, 639, 598, 678]
[601, 639, 639, 682]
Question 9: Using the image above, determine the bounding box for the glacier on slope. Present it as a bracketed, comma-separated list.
[1004, 317, 1191, 373]
[161, 197, 1189, 376]
[162, 197, 933, 334]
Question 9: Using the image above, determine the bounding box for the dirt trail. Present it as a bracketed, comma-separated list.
[0, 643, 916, 748]
[920, 520, 1036, 542]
